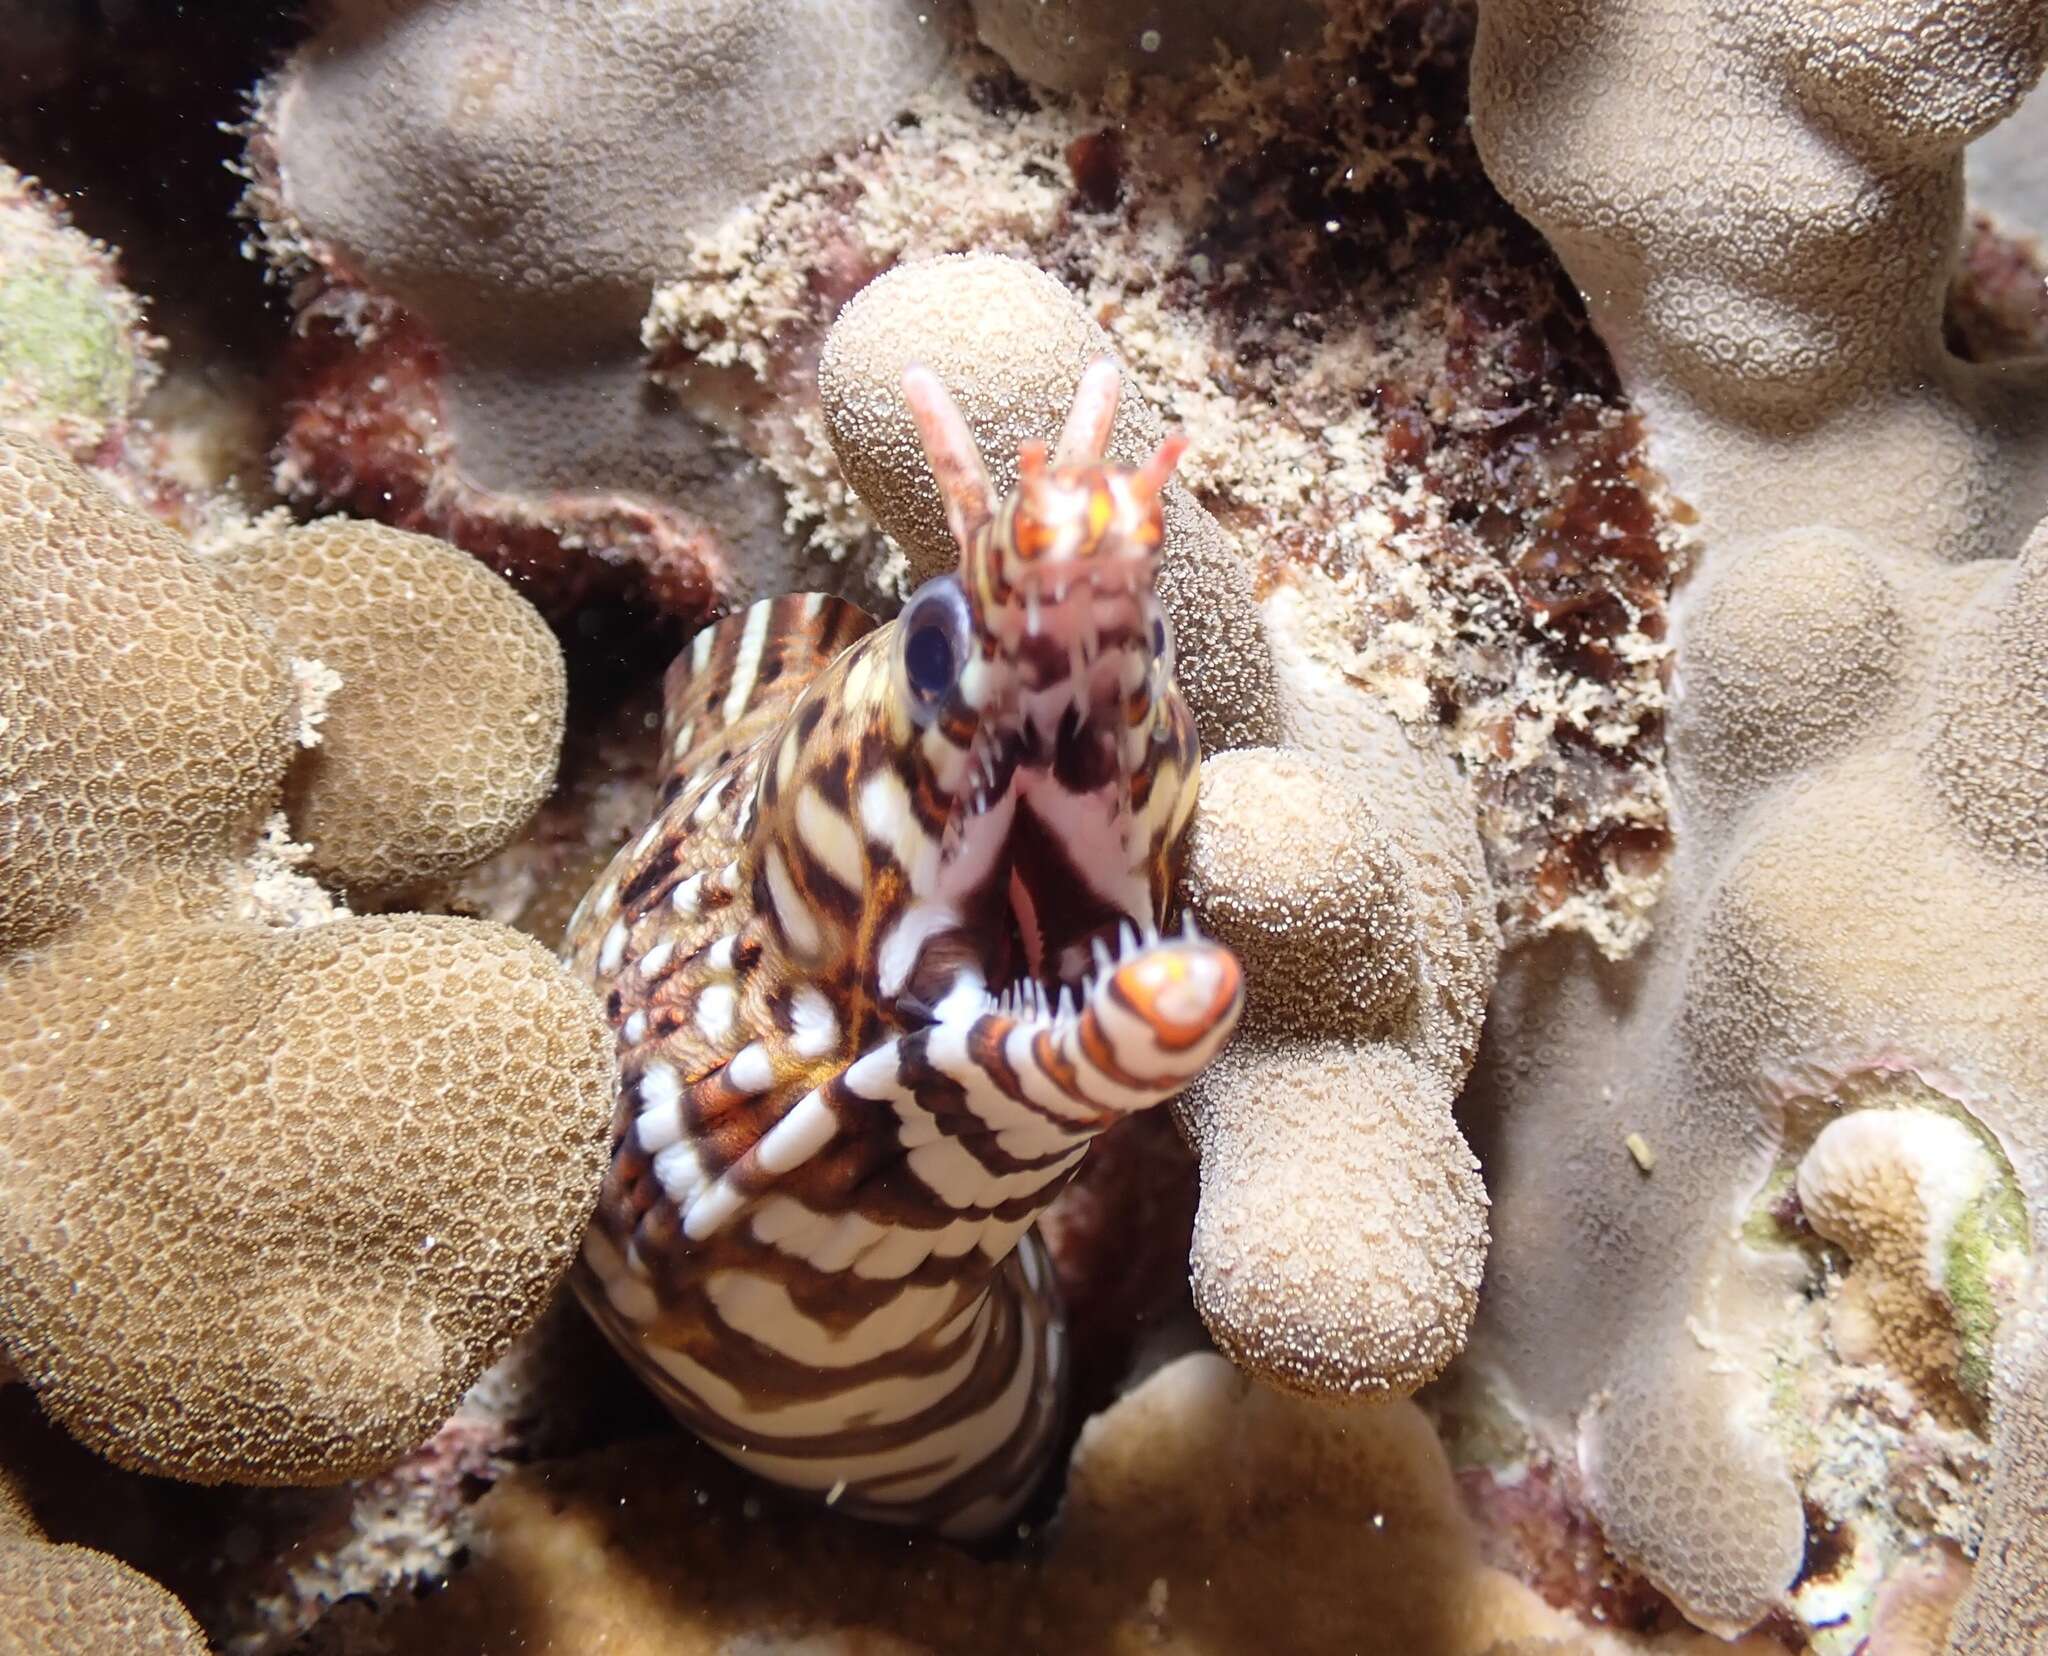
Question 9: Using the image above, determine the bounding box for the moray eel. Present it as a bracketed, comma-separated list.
[565, 359, 1244, 1538]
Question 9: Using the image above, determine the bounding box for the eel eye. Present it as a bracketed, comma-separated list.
[1147, 601, 1176, 677]
[900, 575, 972, 714]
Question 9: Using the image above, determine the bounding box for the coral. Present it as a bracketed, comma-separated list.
[0, 1461, 206, 1656]
[1795, 1109, 2006, 1423]
[0, 163, 158, 464]
[1179, 1037, 1486, 1397]
[1968, 71, 2048, 243]
[210, 517, 566, 895]
[970, 0, 1326, 93]
[1464, 0, 2048, 1642]
[246, 0, 955, 620]
[809, 253, 1499, 1399]
[297, 1351, 1751, 1654]
[1947, 1273, 2048, 1652]
[646, 15, 1685, 949]
[0, 1540, 208, 1656]
[0, 431, 615, 1485]
[816, 252, 1282, 752]
[1176, 745, 1496, 1396]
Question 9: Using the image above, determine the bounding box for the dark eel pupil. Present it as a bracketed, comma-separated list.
[905, 618, 956, 699]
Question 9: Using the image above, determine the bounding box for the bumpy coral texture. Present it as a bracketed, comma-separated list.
[302, 1351, 1751, 1655]
[0, 432, 614, 1484]
[1178, 746, 1494, 1396]
[647, 10, 1681, 956]
[1467, 1, 2048, 1641]
[1795, 1109, 1999, 1424]
[818, 252, 1281, 752]
[0, 1541, 208, 1656]
[0, 1461, 206, 1656]
[815, 253, 1499, 1398]
[211, 518, 566, 894]
[251, 0, 955, 616]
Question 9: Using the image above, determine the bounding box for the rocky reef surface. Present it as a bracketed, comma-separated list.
[1, 3, 2044, 1654]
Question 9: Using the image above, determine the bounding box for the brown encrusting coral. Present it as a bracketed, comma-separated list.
[1, 1449, 207, 1656]
[807, 255, 1501, 1405]
[281, 1352, 1764, 1656]
[0, 432, 614, 1496]
[4, 0, 2043, 1650]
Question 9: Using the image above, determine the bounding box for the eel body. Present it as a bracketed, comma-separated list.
[564, 361, 1243, 1536]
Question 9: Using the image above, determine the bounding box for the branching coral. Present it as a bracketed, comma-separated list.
[1464, 0, 2048, 1642]
[0, 431, 614, 1485]
[245, 0, 956, 620]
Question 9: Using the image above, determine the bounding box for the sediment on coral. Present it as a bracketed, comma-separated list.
[0, 432, 615, 1495]
[1463, 1, 2048, 1645]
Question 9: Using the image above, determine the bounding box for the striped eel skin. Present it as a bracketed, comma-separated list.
[563, 359, 1244, 1538]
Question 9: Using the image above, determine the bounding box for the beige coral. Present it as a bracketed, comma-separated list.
[1179, 747, 1421, 1040]
[1464, 0, 2048, 1641]
[1177, 746, 1495, 1396]
[1795, 1108, 2000, 1423]
[0, 1461, 206, 1656]
[1180, 1038, 1486, 1397]
[302, 1351, 1747, 1655]
[0, 431, 614, 1485]
[210, 517, 566, 895]
[814, 254, 1499, 1400]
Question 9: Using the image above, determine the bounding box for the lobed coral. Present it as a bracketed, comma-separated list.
[209, 515, 567, 896]
[644, 9, 1684, 954]
[0, 1460, 206, 1656]
[1465, 0, 2048, 1644]
[244, 0, 957, 622]
[0, 432, 614, 1493]
[1177, 742, 1495, 1397]
[289, 1351, 1761, 1655]
[811, 252, 1499, 1403]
